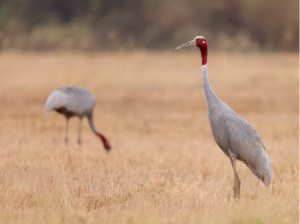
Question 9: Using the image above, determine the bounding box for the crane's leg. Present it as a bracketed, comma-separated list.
[77, 118, 82, 146]
[64, 118, 69, 146]
[230, 158, 241, 199]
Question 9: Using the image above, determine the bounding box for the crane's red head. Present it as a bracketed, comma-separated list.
[175, 36, 208, 65]
[96, 133, 111, 152]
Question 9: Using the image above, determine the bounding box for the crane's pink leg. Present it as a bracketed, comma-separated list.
[77, 119, 82, 146]
[230, 158, 241, 199]
[65, 118, 69, 146]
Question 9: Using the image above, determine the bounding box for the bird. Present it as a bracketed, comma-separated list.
[45, 85, 111, 152]
[175, 36, 272, 198]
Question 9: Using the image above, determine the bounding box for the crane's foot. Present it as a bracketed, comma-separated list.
[233, 188, 240, 199]
[232, 183, 241, 199]
[64, 137, 69, 146]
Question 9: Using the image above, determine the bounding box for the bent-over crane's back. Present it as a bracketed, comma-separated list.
[175, 36, 272, 198]
[45, 85, 111, 152]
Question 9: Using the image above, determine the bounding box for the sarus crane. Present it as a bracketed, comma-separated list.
[175, 36, 272, 198]
[45, 85, 111, 152]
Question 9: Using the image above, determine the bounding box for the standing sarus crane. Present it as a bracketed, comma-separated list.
[175, 36, 272, 198]
[45, 85, 111, 152]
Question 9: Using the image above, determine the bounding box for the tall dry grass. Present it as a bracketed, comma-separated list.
[0, 51, 298, 223]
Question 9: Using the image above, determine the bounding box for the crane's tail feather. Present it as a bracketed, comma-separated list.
[247, 152, 272, 187]
[45, 90, 69, 115]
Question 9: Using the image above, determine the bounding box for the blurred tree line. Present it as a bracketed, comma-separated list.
[0, 0, 298, 51]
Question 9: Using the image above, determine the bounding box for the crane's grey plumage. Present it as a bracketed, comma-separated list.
[176, 36, 272, 198]
[45, 86, 111, 151]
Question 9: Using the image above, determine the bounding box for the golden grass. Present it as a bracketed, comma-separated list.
[0, 51, 298, 223]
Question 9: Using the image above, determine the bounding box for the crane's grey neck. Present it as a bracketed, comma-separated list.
[202, 65, 220, 109]
[87, 112, 98, 134]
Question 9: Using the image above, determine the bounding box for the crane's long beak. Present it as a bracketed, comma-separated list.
[175, 39, 196, 50]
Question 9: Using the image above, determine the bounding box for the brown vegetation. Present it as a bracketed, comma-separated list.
[0, 51, 298, 223]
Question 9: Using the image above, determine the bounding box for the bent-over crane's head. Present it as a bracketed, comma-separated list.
[96, 133, 111, 153]
[175, 36, 208, 65]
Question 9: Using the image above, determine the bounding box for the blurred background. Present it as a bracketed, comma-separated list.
[0, 0, 298, 51]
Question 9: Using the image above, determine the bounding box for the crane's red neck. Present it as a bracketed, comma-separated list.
[96, 133, 111, 151]
[196, 38, 208, 65]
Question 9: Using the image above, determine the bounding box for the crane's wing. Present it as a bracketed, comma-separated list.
[225, 112, 272, 187]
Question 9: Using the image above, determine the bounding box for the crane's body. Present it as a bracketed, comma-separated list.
[176, 36, 272, 198]
[46, 86, 96, 118]
[202, 64, 272, 187]
[45, 85, 111, 151]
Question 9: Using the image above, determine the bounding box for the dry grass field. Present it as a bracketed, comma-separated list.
[0, 51, 298, 223]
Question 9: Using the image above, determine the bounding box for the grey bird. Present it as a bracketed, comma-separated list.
[45, 85, 111, 152]
[175, 36, 272, 198]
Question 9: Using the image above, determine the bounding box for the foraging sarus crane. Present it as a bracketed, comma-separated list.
[175, 36, 272, 198]
[45, 86, 111, 152]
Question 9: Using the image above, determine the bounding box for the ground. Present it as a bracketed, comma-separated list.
[0, 51, 298, 223]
